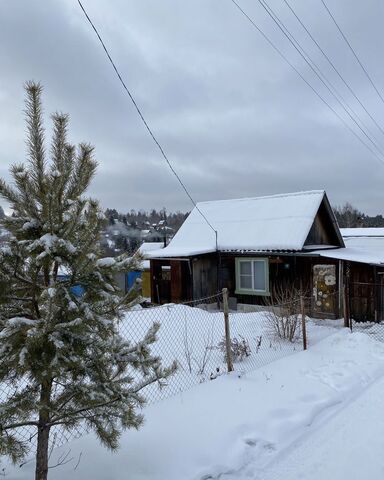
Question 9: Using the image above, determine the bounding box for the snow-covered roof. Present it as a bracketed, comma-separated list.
[343, 236, 384, 252]
[312, 247, 384, 266]
[341, 228, 384, 238]
[138, 242, 164, 255]
[312, 228, 384, 266]
[148, 190, 327, 258]
[138, 242, 164, 269]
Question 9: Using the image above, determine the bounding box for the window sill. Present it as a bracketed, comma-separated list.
[235, 289, 270, 296]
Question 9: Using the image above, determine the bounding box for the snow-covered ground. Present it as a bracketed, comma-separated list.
[6, 323, 384, 479]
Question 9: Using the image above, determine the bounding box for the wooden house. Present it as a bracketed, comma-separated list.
[148, 190, 349, 318]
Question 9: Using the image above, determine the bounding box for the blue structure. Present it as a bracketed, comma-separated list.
[57, 274, 85, 298]
[126, 271, 142, 291]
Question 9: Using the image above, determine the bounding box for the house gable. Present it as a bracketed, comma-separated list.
[304, 194, 344, 249]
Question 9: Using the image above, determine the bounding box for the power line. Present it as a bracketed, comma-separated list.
[229, 0, 384, 166]
[76, 0, 217, 237]
[283, 0, 384, 140]
[257, 0, 384, 159]
[320, 0, 384, 106]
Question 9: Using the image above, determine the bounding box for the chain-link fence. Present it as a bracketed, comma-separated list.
[118, 290, 311, 405]
[1, 290, 315, 455]
[342, 280, 384, 342]
[350, 320, 384, 342]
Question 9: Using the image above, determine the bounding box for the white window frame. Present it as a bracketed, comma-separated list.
[235, 257, 269, 296]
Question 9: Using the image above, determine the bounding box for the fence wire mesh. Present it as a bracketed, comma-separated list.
[1, 291, 316, 456]
[350, 321, 384, 342]
[343, 281, 384, 341]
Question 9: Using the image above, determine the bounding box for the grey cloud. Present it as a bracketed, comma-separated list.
[0, 0, 384, 216]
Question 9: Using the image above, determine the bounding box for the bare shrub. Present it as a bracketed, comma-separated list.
[265, 285, 302, 342]
[183, 317, 215, 375]
[182, 317, 195, 373]
[219, 335, 251, 362]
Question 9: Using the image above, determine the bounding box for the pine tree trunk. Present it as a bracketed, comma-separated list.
[35, 380, 52, 480]
[35, 424, 50, 480]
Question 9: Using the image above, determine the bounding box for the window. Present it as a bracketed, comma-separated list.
[161, 265, 171, 281]
[235, 258, 269, 295]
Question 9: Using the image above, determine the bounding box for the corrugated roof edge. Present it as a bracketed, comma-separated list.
[195, 189, 325, 206]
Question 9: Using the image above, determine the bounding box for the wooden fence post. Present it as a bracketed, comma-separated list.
[300, 295, 307, 351]
[344, 262, 352, 331]
[222, 288, 234, 372]
[343, 281, 351, 330]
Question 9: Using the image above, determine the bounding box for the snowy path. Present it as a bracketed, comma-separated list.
[197, 331, 384, 480]
[6, 328, 384, 479]
[260, 375, 384, 480]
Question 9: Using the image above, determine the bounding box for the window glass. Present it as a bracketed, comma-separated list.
[239, 260, 252, 289]
[253, 260, 266, 291]
[240, 274, 252, 289]
[240, 261, 251, 275]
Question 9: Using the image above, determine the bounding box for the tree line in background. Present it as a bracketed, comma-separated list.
[333, 203, 384, 228]
[102, 208, 189, 256]
[105, 207, 188, 230]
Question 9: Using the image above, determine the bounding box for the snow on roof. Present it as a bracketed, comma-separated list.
[343, 236, 384, 251]
[341, 228, 384, 238]
[138, 242, 164, 255]
[312, 247, 384, 266]
[148, 190, 326, 258]
[138, 242, 164, 269]
[312, 228, 384, 265]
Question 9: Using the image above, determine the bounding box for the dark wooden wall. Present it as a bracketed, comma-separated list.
[218, 254, 314, 306]
[150, 259, 192, 304]
[305, 200, 343, 247]
[192, 256, 218, 299]
[348, 262, 380, 321]
[151, 255, 384, 321]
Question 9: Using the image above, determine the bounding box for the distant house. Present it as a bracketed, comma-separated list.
[148, 190, 350, 318]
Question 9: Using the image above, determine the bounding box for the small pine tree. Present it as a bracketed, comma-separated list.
[0, 82, 176, 480]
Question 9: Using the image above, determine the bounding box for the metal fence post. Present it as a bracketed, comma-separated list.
[300, 295, 307, 351]
[222, 288, 234, 372]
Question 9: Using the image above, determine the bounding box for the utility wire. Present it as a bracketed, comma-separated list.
[320, 0, 384, 106]
[283, 0, 384, 140]
[257, 0, 384, 159]
[229, 0, 384, 166]
[76, 0, 217, 238]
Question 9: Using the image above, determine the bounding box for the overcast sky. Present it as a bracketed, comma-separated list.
[1, 0, 384, 215]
